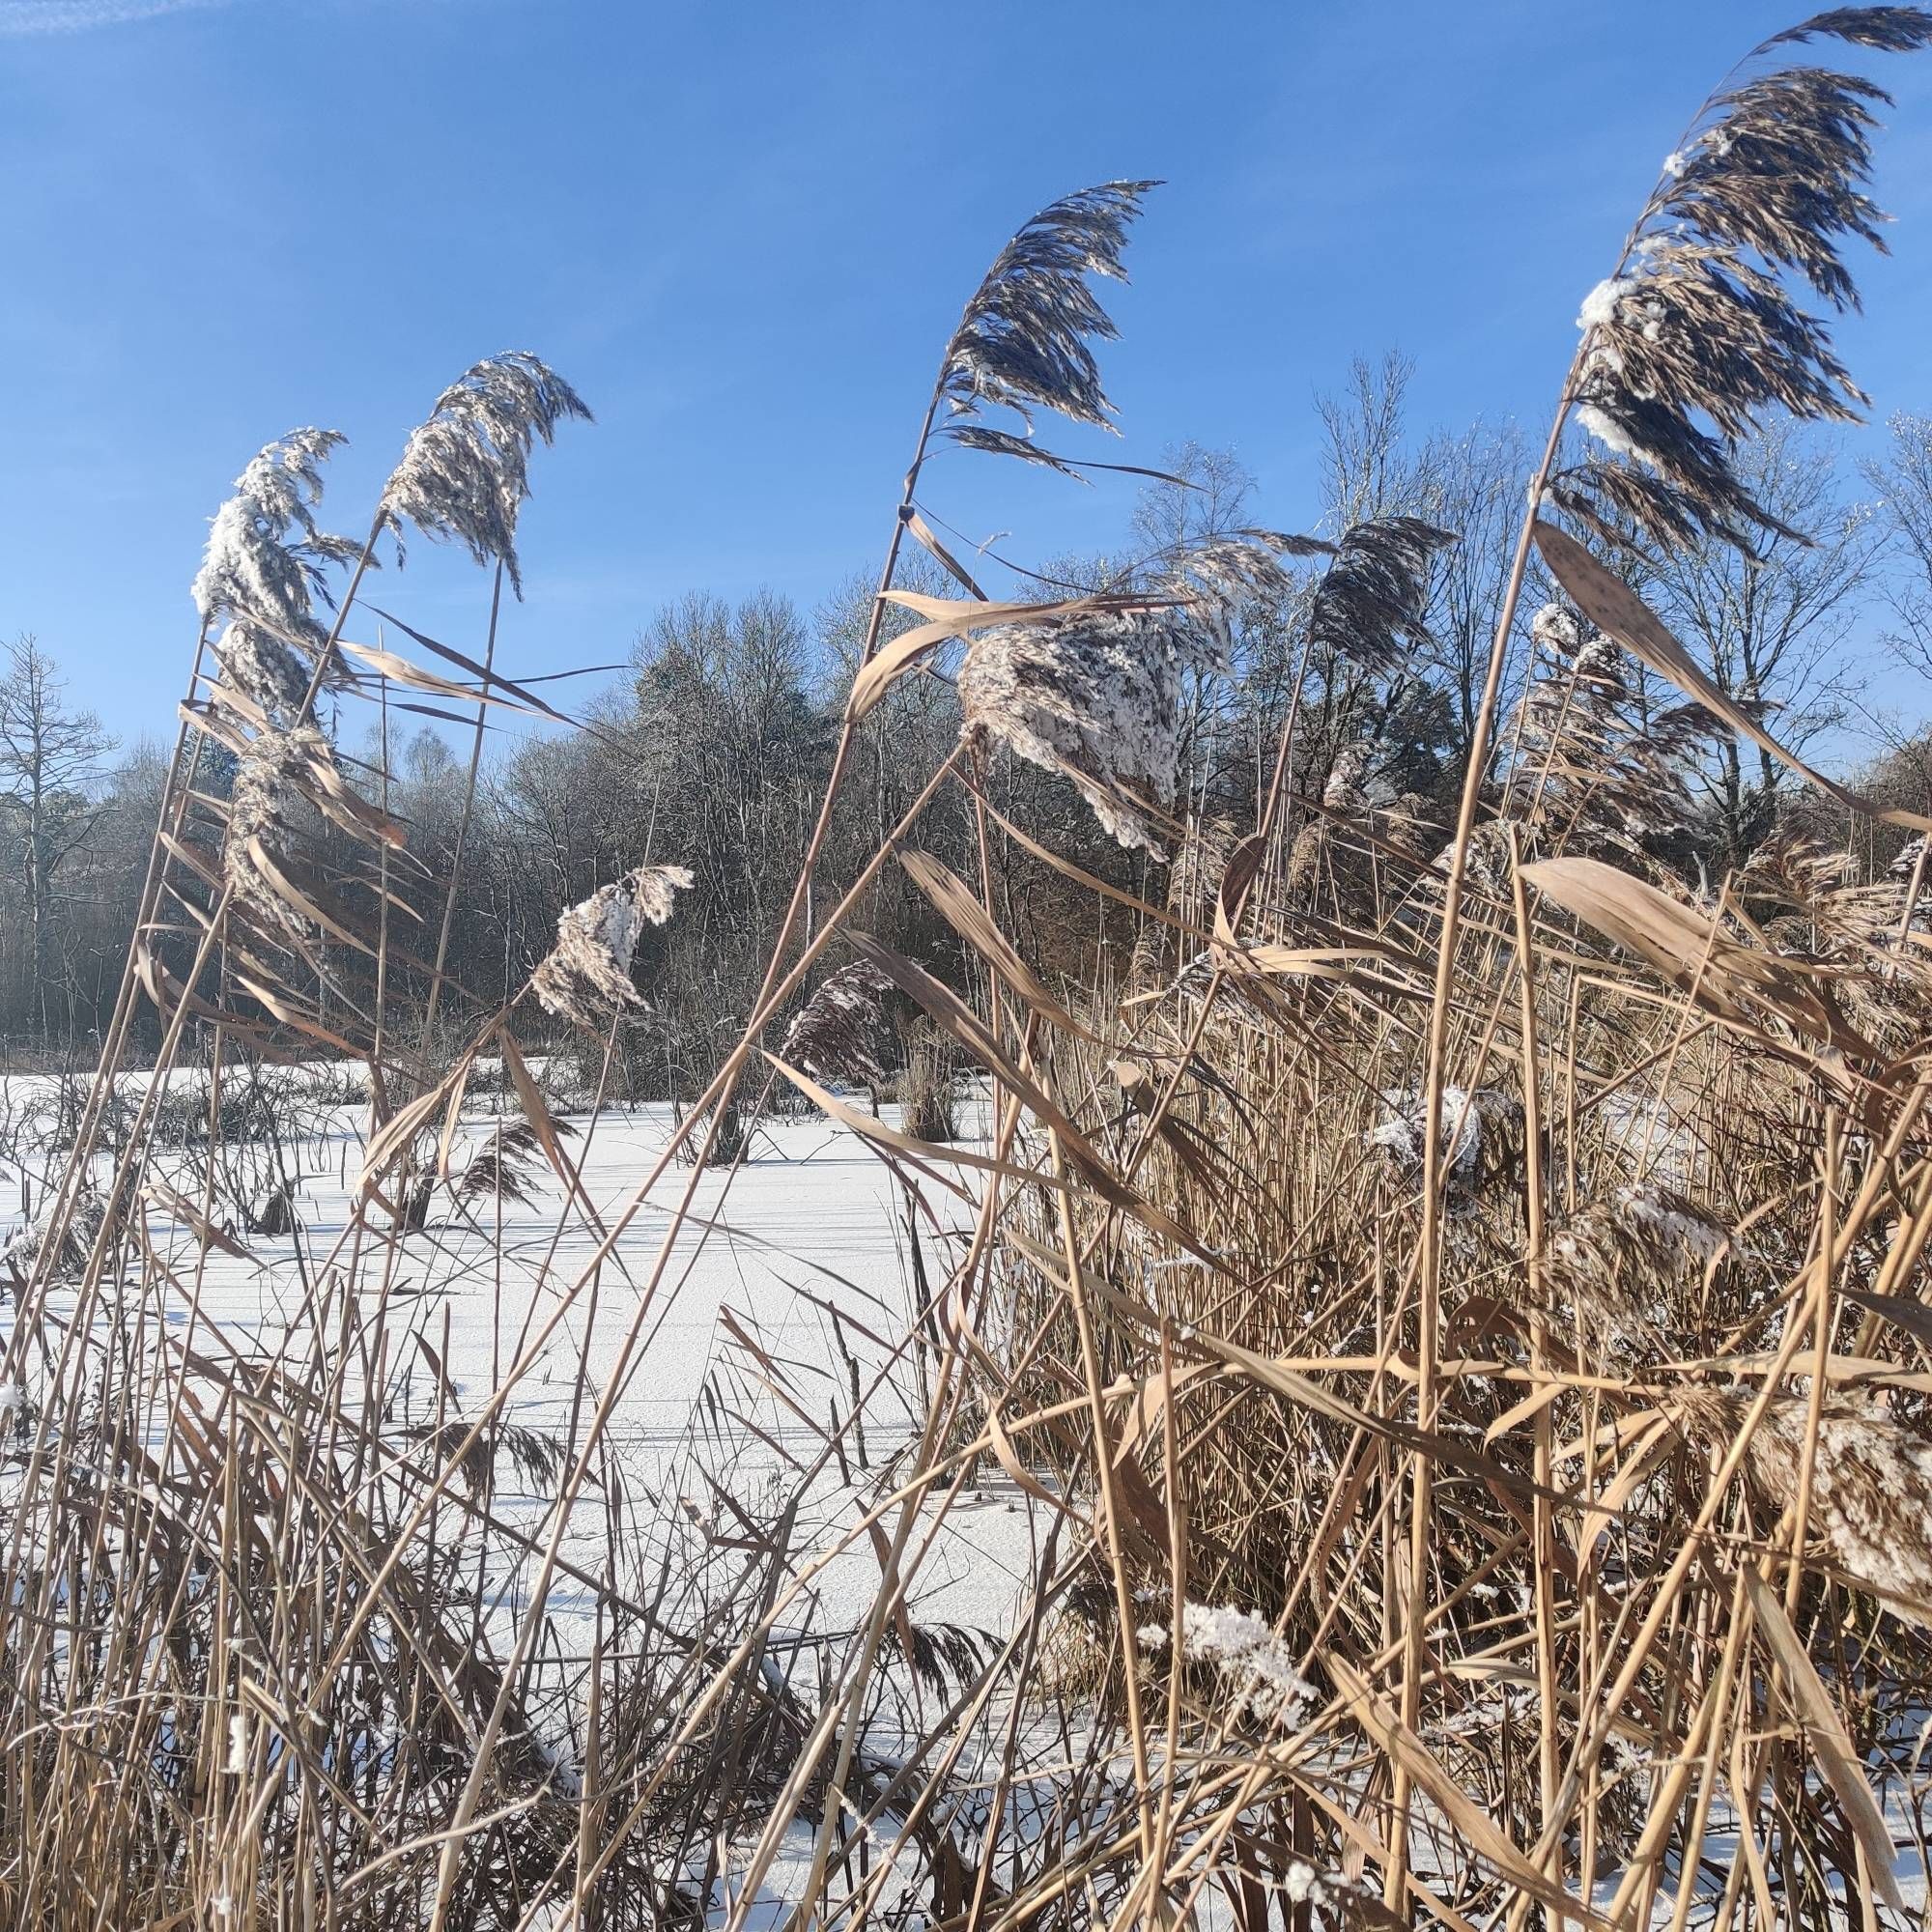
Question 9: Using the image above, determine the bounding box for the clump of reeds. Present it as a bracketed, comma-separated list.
[897, 1018, 959, 1140]
[15, 14, 1932, 1932]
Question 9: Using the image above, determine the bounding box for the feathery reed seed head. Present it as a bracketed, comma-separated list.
[941, 181, 1159, 439]
[780, 960, 896, 1084]
[530, 864, 691, 1027]
[192, 428, 355, 720]
[1553, 8, 1932, 550]
[383, 352, 590, 597]
[1744, 1393, 1932, 1615]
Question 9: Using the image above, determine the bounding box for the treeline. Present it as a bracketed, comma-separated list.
[14, 361, 1932, 1076]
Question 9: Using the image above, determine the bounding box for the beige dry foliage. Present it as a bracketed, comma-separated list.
[16, 15, 1932, 1932]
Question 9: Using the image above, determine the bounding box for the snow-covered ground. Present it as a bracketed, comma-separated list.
[5, 1074, 1043, 1662]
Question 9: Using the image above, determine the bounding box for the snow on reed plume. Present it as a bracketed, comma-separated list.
[383, 352, 590, 596]
[1369, 1085, 1524, 1210]
[780, 959, 895, 1083]
[191, 428, 356, 722]
[223, 724, 334, 941]
[957, 611, 1195, 857]
[1137, 1602, 1313, 1722]
[531, 864, 692, 1028]
[1551, 7, 1932, 550]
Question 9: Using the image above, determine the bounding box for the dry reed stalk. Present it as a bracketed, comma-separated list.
[16, 17, 1932, 1931]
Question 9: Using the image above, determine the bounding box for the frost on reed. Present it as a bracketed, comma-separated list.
[938, 180, 1159, 470]
[1369, 1085, 1523, 1210]
[1551, 6, 1932, 550]
[383, 351, 590, 595]
[223, 724, 335, 942]
[191, 428, 356, 722]
[1742, 1394, 1932, 1617]
[957, 611, 1199, 857]
[780, 959, 895, 1083]
[530, 864, 692, 1028]
[1138, 1602, 1313, 1722]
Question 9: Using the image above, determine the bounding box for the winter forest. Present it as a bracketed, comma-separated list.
[17, 381, 1932, 1074]
[16, 6, 1932, 1931]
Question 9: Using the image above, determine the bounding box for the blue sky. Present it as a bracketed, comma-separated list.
[7, 0, 1932, 748]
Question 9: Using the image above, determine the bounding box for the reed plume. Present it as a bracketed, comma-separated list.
[1744, 1392, 1932, 1617]
[939, 180, 1160, 467]
[1307, 515, 1457, 670]
[1551, 6, 1932, 549]
[1137, 1602, 1314, 1722]
[383, 351, 591, 595]
[191, 427, 356, 719]
[1548, 1183, 1732, 1363]
[958, 533, 1337, 858]
[780, 959, 895, 1084]
[530, 863, 692, 1027]
[1505, 599, 1732, 862]
[1369, 1085, 1524, 1210]
[222, 722, 333, 941]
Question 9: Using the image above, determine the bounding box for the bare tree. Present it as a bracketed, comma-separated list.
[1646, 422, 1878, 863]
[1316, 352, 1421, 530]
[1865, 411, 1932, 683]
[0, 637, 117, 1036]
[1417, 415, 1531, 765]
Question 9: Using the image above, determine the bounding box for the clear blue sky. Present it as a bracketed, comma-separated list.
[7, 0, 1932, 748]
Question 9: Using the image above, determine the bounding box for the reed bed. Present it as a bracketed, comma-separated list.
[9, 9, 1932, 1929]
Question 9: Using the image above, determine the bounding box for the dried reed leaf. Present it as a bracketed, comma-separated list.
[337, 639, 550, 717]
[1741, 1567, 1908, 1910]
[902, 509, 988, 600]
[896, 848, 1093, 1040]
[1536, 521, 1932, 832]
[1524, 854, 1885, 1070]
[361, 603, 573, 723]
[142, 1176, 253, 1262]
